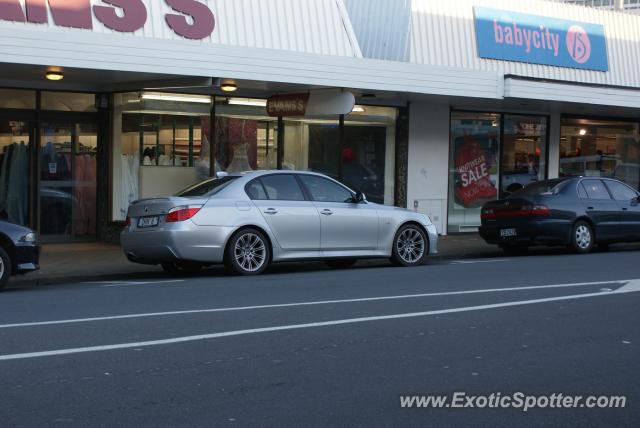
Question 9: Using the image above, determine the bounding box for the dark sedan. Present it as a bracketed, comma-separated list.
[0, 221, 41, 290]
[479, 177, 640, 255]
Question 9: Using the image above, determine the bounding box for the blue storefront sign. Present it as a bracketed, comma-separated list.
[474, 7, 608, 71]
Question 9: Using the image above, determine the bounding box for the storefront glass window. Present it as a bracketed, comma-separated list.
[40, 122, 98, 238]
[114, 92, 211, 220]
[560, 118, 640, 190]
[0, 89, 36, 109]
[501, 115, 547, 197]
[344, 106, 397, 205]
[448, 112, 501, 233]
[215, 98, 278, 172]
[0, 120, 31, 226]
[42, 92, 97, 112]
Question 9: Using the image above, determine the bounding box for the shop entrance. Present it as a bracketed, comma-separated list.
[39, 120, 98, 241]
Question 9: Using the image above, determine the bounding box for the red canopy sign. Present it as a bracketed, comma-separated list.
[266, 90, 355, 117]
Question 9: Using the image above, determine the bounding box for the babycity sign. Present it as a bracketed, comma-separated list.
[0, 0, 215, 39]
[473, 7, 608, 72]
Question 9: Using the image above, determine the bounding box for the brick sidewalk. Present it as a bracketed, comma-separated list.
[11, 234, 500, 287]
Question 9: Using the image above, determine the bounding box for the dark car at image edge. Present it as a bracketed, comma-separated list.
[0, 220, 41, 290]
[479, 177, 640, 255]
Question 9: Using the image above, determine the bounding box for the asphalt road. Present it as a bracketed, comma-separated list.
[1, 248, 639, 427]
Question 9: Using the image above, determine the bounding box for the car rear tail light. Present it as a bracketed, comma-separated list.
[124, 217, 131, 227]
[166, 205, 203, 223]
[531, 205, 551, 216]
[481, 204, 550, 220]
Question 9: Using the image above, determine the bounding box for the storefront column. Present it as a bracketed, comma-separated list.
[548, 112, 561, 179]
[407, 102, 450, 235]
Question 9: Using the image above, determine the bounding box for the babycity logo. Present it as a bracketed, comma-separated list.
[492, 19, 593, 65]
[566, 25, 592, 64]
[493, 20, 561, 57]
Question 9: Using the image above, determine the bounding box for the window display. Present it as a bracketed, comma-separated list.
[560, 118, 640, 190]
[501, 115, 547, 197]
[448, 111, 549, 233]
[448, 112, 500, 233]
[0, 120, 31, 226]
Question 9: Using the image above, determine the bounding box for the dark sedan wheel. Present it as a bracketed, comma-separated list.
[391, 224, 428, 267]
[0, 246, 12, 290]
[571, 221, 594, 254]
[225, 229, 270, 275]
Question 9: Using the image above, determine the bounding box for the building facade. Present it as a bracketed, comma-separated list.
[0, 0, 638, 241]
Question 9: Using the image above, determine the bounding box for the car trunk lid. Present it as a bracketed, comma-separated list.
[127, 197, 208, 219]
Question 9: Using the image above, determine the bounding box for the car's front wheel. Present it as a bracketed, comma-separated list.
[225, 229, 270, 275]
[0, 246, 12, 290]
[390, 224, 429, 267]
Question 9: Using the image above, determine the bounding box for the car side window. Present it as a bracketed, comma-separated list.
[245, 179, 268, 200]
[259, 175, 306, 201]
[577, 183, 588, 199]
[299, 175, 353, 203]
[604, 180, 638, 202]
[582, 180, 612, 200]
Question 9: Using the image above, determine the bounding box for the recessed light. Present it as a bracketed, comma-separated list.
[221, 80, 237, 92]
[45, 71, 64, 81]
[579, 129, 587, 136]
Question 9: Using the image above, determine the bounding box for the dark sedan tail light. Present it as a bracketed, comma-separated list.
[481, 204, 550, 220]
[166, 205, 203, 223]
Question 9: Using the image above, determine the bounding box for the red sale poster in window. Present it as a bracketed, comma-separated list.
[454, 135, 498, 207]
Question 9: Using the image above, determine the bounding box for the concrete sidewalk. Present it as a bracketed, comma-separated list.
[12, 234, 501, 287]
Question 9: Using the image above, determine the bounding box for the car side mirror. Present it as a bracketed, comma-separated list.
[632, 196, 640, 206]
[353, 192, 366, 204]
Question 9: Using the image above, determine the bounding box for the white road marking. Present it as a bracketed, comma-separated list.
[1, 280, 638, 362]
[85, 280, 185, 288]
[0, 280, 627, 330]
[450, 259, 510, 265]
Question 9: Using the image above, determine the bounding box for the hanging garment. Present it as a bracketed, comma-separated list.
[6, 143, 28, 225]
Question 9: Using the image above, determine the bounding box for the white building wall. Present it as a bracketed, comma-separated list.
[407, 102, 450, 235]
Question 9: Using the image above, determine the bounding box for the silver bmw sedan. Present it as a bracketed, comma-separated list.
[121, 171, 438, 275]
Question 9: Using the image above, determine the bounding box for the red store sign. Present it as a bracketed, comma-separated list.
[0, 0, 216, 40]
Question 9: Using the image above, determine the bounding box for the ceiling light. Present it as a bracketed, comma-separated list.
[352, 105, 365, 113]
[141, 93, 211, 104]
[221, 80, 238, 92]
[45, 71, 64, 81]
[227, 98, 267, 107]
[579, 129, 588, 136]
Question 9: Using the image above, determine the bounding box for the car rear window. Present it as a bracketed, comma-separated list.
[508, 180, 569, 198]
[176, 176, 238, 197]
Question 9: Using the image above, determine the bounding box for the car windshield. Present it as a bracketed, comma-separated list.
[176, 176, 238, 197]
[508, 179, 569, 198]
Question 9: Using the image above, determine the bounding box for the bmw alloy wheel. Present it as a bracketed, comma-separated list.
[395, 227, 426, 264]
[233, 232, 267, 273]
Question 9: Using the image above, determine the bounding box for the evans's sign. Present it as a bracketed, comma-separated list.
[474, 7, 608, 71]
[0, 0, 215, 40]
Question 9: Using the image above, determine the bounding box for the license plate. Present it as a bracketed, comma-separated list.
[137, 216, 159, 228]
[500, 228, 517, 238]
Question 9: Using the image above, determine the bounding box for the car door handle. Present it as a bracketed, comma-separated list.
[321, 209, 333, 216]
[587, 207, 594, 210]
[622, 207, 629, 211]
[263, 208, 278, 215]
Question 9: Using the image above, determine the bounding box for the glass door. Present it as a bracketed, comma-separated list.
[39, 122, 98, 241]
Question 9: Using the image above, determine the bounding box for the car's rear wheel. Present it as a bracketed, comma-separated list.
[325, 259, 357, 269]
[0, 246, 12, 290]
[390, 224, 428, 267]
[225, 228, 270, 275]
[571, 220, 594, 254]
